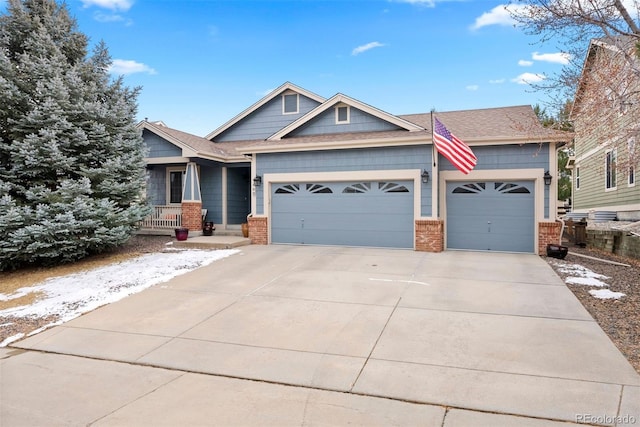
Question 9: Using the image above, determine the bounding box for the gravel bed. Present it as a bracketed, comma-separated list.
[545, 243, 640, 374]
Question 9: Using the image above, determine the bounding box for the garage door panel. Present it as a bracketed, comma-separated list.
[446, 180, 534, 253]
[271, 181, 413, 248]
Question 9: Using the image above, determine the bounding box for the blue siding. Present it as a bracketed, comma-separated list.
[144, 130, 182, 158]
[290, 107, 402, 137]
[255, 146, 433, 216]
[216, 94, 322, 142]
[439, 143, 551, 218]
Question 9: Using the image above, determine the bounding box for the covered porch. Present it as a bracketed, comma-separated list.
[139, 160, 251, 236]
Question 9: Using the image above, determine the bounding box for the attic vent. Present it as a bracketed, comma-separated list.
[336, 105, 350, 124]
[283, 93, 299, 114]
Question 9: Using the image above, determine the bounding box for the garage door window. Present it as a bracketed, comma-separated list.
[343, 182, 409, 193]
[494, 182, 531, 193]
[452, 182, 485, 193]
[274, 183, 334, 194]
[452, 182, 530, 194]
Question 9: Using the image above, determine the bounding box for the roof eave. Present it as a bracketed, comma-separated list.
[238, 135, 429, 154]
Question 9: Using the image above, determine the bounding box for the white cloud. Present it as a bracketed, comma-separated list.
[532, 51, 571, 65]
[518, 59, 533, 66]
[81, 0, 133, 11]
[466, 85, 479, 91]
[93, 12, 129, 24]
[352, 42, 386, 56]
[471, 4, 526, 30]
[512, 72, 545, 85]
[109, 59, 156, 75]
[489, 78, 505, 84]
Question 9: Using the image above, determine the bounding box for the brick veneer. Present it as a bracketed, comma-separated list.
[181, 201, 203, 231]
[538, 221, 562, 255]
[415, 219, 444, 252]
[248, 216, 268, 245]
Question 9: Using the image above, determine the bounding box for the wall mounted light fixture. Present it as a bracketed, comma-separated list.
[421, 169, 430, 184]
[543, 171, 552, 186]
[253, 175, 262, 186]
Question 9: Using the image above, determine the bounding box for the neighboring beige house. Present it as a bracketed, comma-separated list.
[570, 37, 639, 220]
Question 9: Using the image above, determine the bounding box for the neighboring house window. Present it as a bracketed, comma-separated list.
[605, 149, 617, 190]
[336, 105, 350, 124]
[167, 168, 185, 204]
[283, 93, 298, 114]
[575, 166, 580, 190]
[629, 137, 636, 187]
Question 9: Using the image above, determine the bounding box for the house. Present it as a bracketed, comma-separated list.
[569, 37, 640, 221]
[139, 82, 568, 254]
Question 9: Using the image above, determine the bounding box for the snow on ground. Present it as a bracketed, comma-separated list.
[549, 259, 626, 300]
[589, 289, 626, 300]
[0, 249, 239, 347]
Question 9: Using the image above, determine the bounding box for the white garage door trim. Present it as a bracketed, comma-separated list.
[263, 170, 423, 247]
[440, 169, 547, 254]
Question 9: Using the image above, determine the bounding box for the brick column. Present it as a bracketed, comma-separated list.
[181, 201, 203, 231]
[248, 216, 268, 245]
[538, 221, 562, 255]
[415, 219, 444, 252]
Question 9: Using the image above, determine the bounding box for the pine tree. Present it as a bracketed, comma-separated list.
[0, 0, 150, 270]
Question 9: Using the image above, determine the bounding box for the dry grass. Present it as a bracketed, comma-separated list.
[0, 235, 173, 311]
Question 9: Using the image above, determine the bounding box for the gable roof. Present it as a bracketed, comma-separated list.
[139, 121, 248, 162]
[267, 93, 424, 140]
[572, 36, 638, 118]
[236, 105, 569, 155]
[204, 82, 326, 140]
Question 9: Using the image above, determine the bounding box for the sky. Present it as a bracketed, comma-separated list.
[1, 0, 573, 137]
[0, 245, 626, 348]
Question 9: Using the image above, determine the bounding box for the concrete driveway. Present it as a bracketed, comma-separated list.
[2, 245, 639, 426]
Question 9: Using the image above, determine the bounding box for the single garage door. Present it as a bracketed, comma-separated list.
[271, 181, 414, 248]
[446, 181, 535, 253]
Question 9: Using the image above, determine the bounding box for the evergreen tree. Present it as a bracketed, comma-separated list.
[0, 0, 150, 270]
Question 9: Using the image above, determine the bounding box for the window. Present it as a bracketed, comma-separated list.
[336, 105, 350, 124]
[605, 149, 617, 190]
[629, 137, 636, 187]
[167, 168, 185, 204]
[575, 167, 580, 190]
[283, 93, 298, 114]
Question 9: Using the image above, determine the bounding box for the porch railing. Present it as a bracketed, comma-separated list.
[140, 205, 182, 229]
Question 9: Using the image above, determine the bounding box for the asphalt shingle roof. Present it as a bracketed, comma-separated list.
[145, 105, 569, 160]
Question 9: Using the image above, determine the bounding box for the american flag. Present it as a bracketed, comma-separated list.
[432, 117, 477, 174]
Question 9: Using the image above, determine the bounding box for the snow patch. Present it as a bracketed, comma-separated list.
[549, 259, 624, 300]
[565, 276, 609, 287]
[0, 249, 239, 347]
[589, 289, 626, 300]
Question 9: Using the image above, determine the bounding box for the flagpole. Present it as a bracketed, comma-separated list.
[430, 111, 436, 167]
[430, 110, 439, 219]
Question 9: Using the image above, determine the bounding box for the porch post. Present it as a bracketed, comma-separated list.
[181, 162, 203, 231]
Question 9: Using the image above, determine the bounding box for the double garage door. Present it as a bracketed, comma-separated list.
[271, 181, 414, 248]
[446, 181, 535, 253]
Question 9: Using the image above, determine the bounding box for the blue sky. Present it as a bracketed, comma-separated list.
[3, 0, 571, 136]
